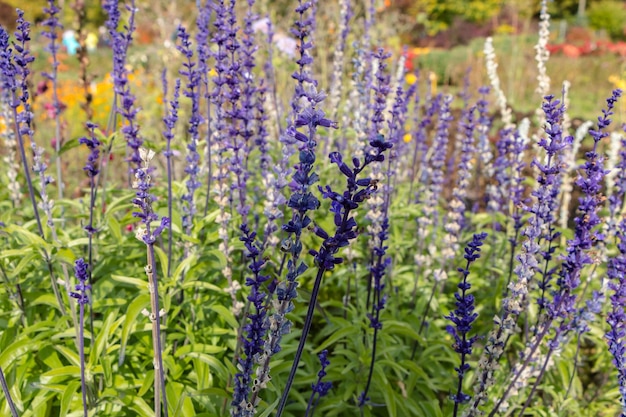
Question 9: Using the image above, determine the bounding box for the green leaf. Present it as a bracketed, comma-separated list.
[0, 339, 43, 371]
[124, 395, 154, 417]
[89, 309, 120, 368]
[60, 381, 80, 417]
[40, 366, 80, 384]
[119, 294, 150, 366]
[314, 325, 360, 352]
[174, 349, 228, 381]
[58, 138, 81, 155]
[258, 398, 279, 417]
[107, 215, 123, 242]
[111, 274, 147, 290]
[208, 304, 239, 329]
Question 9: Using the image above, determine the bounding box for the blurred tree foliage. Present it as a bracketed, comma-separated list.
[587, 1, 626, 39]
[391, 0, 618, 36]
[407, 0, 504, 36]
[4, 0, 107, 28]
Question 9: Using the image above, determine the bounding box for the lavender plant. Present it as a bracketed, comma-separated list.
[447, 232, 487, 416]
[3, 2, 626, 417]
[0, 12, 67, 316]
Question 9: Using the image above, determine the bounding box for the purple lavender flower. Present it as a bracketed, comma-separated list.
[0, 13, 67, 316]
[41, 0, 65, 200]
[606, 219, 626, 415]
[104, 0, 143, 170]
[368, 48, 392, 139]
[408, 91, 439, 203]
[490, 92, 619, 417]
[289, 0, 318, 119]
[548, 89, 622, 334]
[79, 122, 101, 179]
[509, 90, 622, 417]
[79, 122, 101, 293]
[446, 232, 487, 416]
[426, 94, 454, 225]
[474, 87, 493, 209]
[487, 127, 514, 215]
[468, 96, 571, 417]
[70, 258, 91, 305]
[276, 136, 391, 417]
[240, 0, 259, 166]
[195, 1, 213, 212]
[305, 349, 332, 417]
[177, 24, 203, 233]
[210, 0, 241, 313]
[231, 225, 270, 417]
[608, 123, 626, 236]
[162, 77, 180, 277]
[443, 106, 477, 260]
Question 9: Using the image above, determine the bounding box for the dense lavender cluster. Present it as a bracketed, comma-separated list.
[5, 2, 626, 417]
[549, 89, 621, 336]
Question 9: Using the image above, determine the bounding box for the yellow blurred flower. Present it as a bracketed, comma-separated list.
[411, 47, 430, 56]
[405, 73, 417, 86]
[209, 68, 218, 77]
[403, 133, 412, 143]
[609, 74, 626, 90]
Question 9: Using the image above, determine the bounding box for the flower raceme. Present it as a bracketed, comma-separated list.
[276, 135, 392, 417]
[447, 232, 487, 416]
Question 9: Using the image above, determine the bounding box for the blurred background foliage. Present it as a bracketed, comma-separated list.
[2, 0, 625, 42]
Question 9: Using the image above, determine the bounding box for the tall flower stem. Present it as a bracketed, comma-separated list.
[147, 244, 168, 417]
[70, 259, 91, 417]
[276, 265, 327, 417]
[78, 300, 87, 417]
[0, 366, 18, 417]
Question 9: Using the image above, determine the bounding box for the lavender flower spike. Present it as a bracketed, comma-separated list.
[176, 24, 202, 235]
[275, 136, 391, 417]
[41, 0, 65, 200]
[465, 95, 571, 417]
[231, 225, 270, 417]
[606, 218, 626, 415]
[305, 350, 332, 417]
[162, 77, 181, 277]
[0, 13, 67, 316]
[447, 232, 487, 417]
[70, 258, 91, 417]
[490, 90, 621, 417]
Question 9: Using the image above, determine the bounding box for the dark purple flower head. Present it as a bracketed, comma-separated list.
[70, 258, 91, 305]
[445, 232, 487, 406]
[231, 224, 270, 415]
[79, 123, 101, 177]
